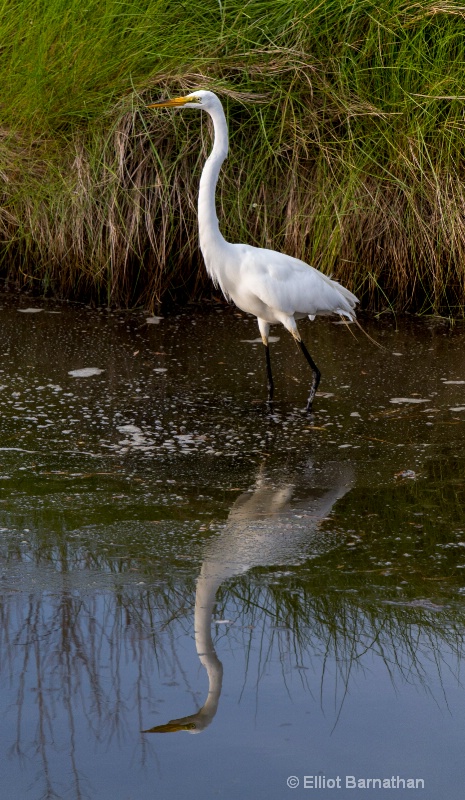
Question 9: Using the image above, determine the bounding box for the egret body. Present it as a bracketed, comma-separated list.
[149, 90, 358, 410]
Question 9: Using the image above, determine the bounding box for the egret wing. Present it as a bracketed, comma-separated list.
[238, 246, 356, 318]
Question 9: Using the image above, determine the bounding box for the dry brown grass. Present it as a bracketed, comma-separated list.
[2, 1, 465, 314]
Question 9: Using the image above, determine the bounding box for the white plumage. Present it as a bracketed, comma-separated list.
[149, 89, 358, 410]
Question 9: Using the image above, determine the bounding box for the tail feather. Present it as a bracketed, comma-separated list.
[336, 308, 356, 322]
[322, 273, 359, 318]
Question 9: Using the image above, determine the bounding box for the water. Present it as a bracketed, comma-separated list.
[0, 297, 465, 799]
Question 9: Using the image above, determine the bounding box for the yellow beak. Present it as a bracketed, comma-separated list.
[142, 720, 197, 733]
[148, 95, 191, 109]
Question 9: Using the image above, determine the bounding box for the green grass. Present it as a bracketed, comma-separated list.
[2, 0, 465, 312]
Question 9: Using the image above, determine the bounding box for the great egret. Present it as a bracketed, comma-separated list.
[149, 90, 358, 411]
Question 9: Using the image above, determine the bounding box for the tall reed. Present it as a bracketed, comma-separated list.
[1, 0, 465, 312]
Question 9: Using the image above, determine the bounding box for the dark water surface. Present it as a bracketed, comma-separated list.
[1, 298, 465, 799]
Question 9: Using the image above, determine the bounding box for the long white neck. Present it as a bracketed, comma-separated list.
[198, 103, 229, 259]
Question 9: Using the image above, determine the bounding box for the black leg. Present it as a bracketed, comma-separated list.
[264, 343, 274, 403]
[298, 339, 321, 412]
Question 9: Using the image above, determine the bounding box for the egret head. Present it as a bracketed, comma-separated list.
[142, 717, 199, 734]
[148, 89, 221, 112]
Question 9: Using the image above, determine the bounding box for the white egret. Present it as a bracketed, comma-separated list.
[149, 90, 358, 411]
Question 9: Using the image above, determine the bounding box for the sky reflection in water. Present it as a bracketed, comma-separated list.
[0, 299, 465, 798]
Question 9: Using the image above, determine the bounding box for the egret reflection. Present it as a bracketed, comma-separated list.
[144, 459, 353, 734]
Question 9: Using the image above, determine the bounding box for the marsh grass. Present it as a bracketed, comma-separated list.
[2, 0, 465, 311]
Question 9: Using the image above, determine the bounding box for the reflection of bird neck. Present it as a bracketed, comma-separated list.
[195, 567, 222, 659]
[194, 566, 224, 726]
[198, 103, 229, 270]
[142, 567, 224, 735]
